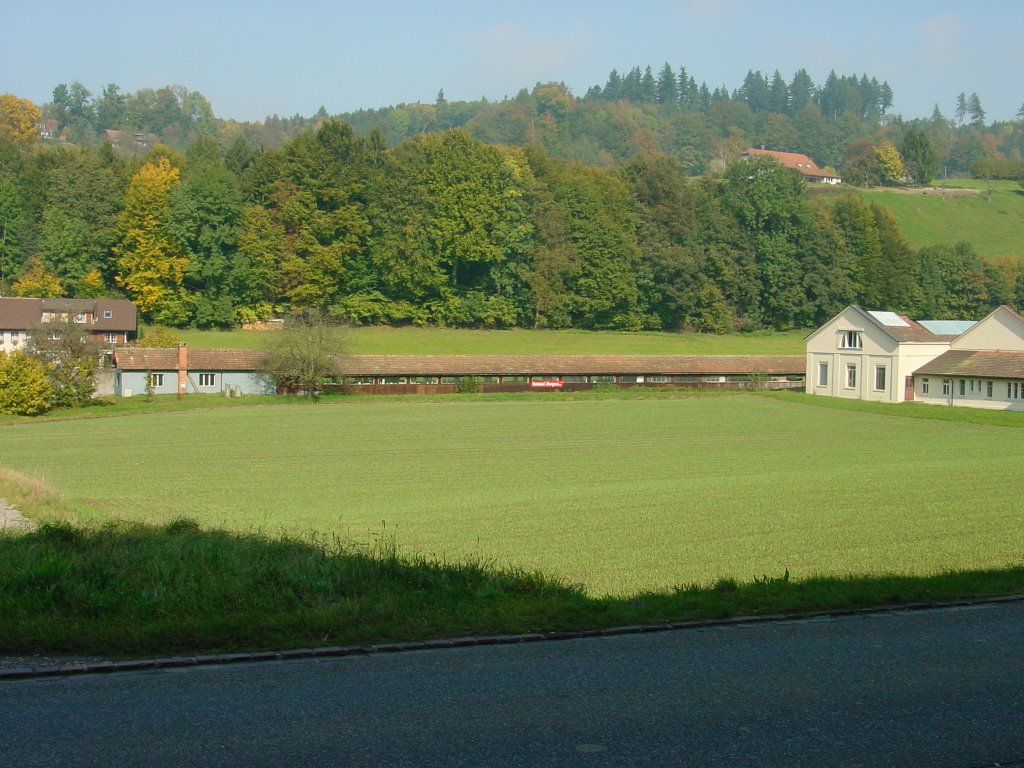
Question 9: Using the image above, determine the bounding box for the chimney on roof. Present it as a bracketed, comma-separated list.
[176, 343, 187, 398]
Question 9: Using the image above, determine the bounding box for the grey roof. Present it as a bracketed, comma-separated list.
[854, 306, 965, 343]
[867, 311, 910, 328]
[918, 320, 977, 336]
[914, 350, 1024, 379]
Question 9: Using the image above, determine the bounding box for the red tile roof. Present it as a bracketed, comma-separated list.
[337, 355, 805, 376]
[742, 148, 840, 180]
[0, 298, 43, 330]
[914, 350, 1024, 379]
[0, 297, 136, 333]
[113, 350, 805, 376]
[114, 348, 269, 371]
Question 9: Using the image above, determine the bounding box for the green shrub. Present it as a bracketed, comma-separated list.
[0, 352, 53, 416]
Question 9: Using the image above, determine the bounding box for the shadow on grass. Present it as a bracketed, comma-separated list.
[3, 520, 1023, 658]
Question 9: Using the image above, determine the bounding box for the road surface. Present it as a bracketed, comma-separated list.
[2, 602, 1023, 767]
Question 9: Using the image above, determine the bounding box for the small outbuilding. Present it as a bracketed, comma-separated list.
[113, 345, 275, 397]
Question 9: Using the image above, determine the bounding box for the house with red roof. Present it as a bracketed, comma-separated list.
[742, 147, 842, 184]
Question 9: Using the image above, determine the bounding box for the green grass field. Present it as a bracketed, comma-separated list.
[859, 180, 1024, 260]
[173, 326, 808, 355]
[2, 393, 1021, 597]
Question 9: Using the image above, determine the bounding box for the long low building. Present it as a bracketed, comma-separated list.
[112, 347, 805, 396]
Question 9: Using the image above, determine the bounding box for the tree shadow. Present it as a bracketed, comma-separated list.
[2, 519, 1022, 658]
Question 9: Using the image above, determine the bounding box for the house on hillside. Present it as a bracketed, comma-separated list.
[805, 305, 974, 403]
[742, 147, 842, 184]
[912, 305, 1024, 410]
[0, 297, 137, 354]
[113, 345, 275, 397]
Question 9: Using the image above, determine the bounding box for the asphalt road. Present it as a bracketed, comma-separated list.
[2, 602, 1023, 768]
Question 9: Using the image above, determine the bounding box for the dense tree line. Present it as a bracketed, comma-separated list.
[0, 119, 1018, 332]
[25, 67, 1024, 186]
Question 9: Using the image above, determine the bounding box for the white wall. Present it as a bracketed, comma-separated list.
[915, 375, 1024, 411]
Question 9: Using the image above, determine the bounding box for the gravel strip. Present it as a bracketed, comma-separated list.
[0, 496, 36, 533]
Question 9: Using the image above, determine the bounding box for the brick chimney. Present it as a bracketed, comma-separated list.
[176, 343, 188, 395]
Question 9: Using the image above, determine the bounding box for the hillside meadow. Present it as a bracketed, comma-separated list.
[1, 393, 1021, 597]
[857, 180, 1024, 260]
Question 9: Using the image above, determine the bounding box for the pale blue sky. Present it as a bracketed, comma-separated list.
[5, 0, 1023, 123]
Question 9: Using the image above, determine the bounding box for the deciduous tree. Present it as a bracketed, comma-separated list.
[114, 156, 192, 323]
[0, 94, 41, 148]
[259, 310, 347, 400]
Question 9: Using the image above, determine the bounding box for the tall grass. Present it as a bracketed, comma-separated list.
[2, 514, 1022, 657]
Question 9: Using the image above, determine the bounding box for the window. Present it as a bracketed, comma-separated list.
[958, 379, 966, 397]
[9, 331, 20, 345]
[149, 373, 165, 388]
[74, 313, 87, 324]
[845, 364, 857, 389]
[874, 365, 886, 392]
[818, 362, 829, 387]
[922, 377, 930, 394]
[104, 333, 118, 344]
[987, 380, 993, 398]
[839, 330, 862, 349]
[198, 373, 216, 387]
[103, 310, 112, 319]
[942, 379, 951, 396]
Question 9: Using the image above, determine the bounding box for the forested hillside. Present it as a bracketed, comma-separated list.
[29, 67, 1024, 179]
[0, 66, 1021, 331]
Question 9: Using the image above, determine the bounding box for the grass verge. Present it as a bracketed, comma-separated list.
[1, 499, 1021, 658]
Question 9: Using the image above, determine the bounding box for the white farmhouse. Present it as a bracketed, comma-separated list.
[912, 305, 1024, 410]
[805, 305, 973, 403]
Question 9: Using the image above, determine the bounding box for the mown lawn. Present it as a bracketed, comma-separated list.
[1, 394, 1021, 597]
[175, 326, 808, 355]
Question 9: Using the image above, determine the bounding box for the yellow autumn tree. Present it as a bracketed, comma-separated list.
[875, 141, 906, 186]
[11, 257, 63, 297]
[114, 157, 191, 324]
[0, 94, 41, 148]
[75, 269, 107, 298]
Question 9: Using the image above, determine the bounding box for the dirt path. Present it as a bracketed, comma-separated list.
[0, 496, 36, 532]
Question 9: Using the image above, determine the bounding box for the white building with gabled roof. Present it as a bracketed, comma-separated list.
[805, 305, 973, 403]
[912, 305, 1024, 410]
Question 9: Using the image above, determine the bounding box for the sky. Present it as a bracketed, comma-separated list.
[4, 0, 1023, 124]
